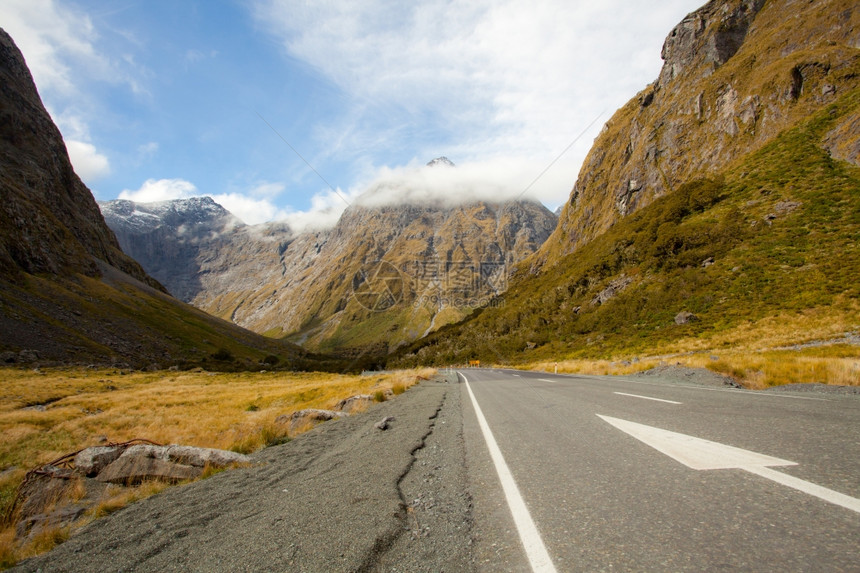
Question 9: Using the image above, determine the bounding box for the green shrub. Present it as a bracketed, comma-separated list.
[211, 348, 234, 361]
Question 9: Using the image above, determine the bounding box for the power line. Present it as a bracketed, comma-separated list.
[516, 110, 606, 201]
[256, 111, 352, 207]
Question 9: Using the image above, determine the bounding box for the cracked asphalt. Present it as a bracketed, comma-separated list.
[11, 373, 475, 573]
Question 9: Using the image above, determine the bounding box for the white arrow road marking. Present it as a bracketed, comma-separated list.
[461, 372, 557, 573]
[598, 415, 860, 514]
[613, 391, 681, 404]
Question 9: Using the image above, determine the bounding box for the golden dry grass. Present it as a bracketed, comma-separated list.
[0, 366, 435, 568]
[526, 344, 859, 389]
[525, 358, 660, 377]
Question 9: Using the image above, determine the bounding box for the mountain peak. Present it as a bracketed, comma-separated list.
[426, 156, 455, 168]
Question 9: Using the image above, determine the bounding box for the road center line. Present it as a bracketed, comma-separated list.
[460, 372, 557, 573]
[613, 391, 681, 404]
[742, 465, 860, 514]
[537, 378, 557, 383]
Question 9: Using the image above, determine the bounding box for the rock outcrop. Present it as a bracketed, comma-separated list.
[538, 0, 860, 267]
[11, 442, 250, 538]
[276, 408, 348, 434]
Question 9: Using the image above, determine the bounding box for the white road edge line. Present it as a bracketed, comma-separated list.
[460, 372, 558, 573]
[613, 391, 681, 404]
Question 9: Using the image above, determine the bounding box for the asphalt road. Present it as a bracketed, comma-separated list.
[12, 370, 859, 572]
[458, 368, 860, 572]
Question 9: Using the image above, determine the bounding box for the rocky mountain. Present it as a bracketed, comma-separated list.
[101, 197, 246, 302]
[393, 0, 860, 366]
[536, 0, 860, 268]
[102, 187, 557, 354]
[0, 28, 313, 369]
[426, 156, 455, 168]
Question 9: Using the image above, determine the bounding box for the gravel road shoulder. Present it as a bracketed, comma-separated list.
[12, 374, 473, 572]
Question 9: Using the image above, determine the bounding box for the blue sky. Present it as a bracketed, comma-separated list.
[2, 0, 704, 228]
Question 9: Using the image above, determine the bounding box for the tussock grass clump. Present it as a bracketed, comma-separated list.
[528, 358, 660, 377]
[697, 347, 860, 389]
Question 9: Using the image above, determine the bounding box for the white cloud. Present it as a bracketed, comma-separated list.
[249, 181, 286, 199]
[281, 187, 357, 232]
[65, 140, 111, 181]
[119, 178, 198, 203]
[254, 0, 704, 207]
[209, 193, 290, 226]
[138, 142, 159, 159]
[0, 0, 101, 95]
[356, 157, 569, 209]
[118, 179, 293, 226]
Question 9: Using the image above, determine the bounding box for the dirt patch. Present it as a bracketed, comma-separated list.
[634, 365, 741, 388]
[764, 383, 860, 395]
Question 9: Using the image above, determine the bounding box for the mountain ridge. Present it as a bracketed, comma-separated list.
[0, 27, 315, 369]
[101, 194, 557, 353]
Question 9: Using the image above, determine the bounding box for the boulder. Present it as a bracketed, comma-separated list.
[75, 446, 123, 477]
[374, 416, 396, 431]
[164, 445, 250, 468]
[93, 444, 250, 485]
[96, 453, 201, 485]
[333, 394, 374, 413]
[675, 311, 699, 325]
[773, 200, 801, 216]
[275, 409, 347, 434]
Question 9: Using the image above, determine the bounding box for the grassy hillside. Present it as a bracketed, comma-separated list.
[392, 88, 860, 375]
[0, 262, 370, 372]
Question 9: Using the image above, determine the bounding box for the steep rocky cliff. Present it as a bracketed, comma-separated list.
[103, 192, 557, 353]
[0, 28, 310, 368]
[0, 29, 160, 287]
[537, 0, 859, 267]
